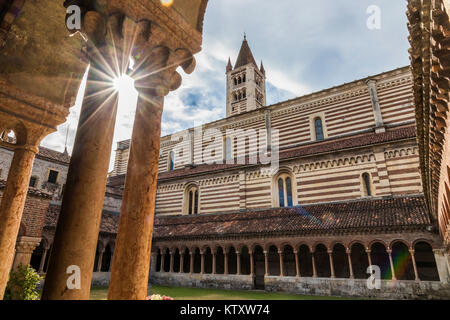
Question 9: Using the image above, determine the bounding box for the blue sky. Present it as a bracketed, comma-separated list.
[41, 0, 410, 171]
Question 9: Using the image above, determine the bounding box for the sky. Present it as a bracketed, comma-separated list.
[40, 0, 411, 172]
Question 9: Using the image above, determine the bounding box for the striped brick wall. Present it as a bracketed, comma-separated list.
[111, 67, 423, 216]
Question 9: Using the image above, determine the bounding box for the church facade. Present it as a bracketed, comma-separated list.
[105, 38, 450, 298]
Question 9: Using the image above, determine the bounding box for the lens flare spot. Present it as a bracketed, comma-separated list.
[113, 75, 135, 93]
[160, 0, 174, 7]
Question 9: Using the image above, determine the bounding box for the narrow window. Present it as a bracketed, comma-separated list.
[362, 172, 372, 196]
[277, 174, 294, 207]
[315, 117, 324, 141]
[194, 190, 199, 214]
[29, 176, 37, 188]
[278, 178, 285, 207]
[168, 151, 175, 171]
[188, 191, 193, 215]
[286, 177, 293, 207]
[48, 170, 59, 184]
[186, 186, 199, 215]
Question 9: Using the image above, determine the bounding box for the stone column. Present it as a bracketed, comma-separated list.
[169, 251, 174, 273]
[150, 252, 157, 273]
[212, 253, 216, 274]
[328, 250, 335, 278]
[224, 252, 229, 275]
[346, 249, 354, 279]
[237, 252, 241, 275]
[278, 251, 284, 277]
[250, 251, 254, 277]
[0, 144, 39, 298]
[42, 38, 121, 299]
[161, 252, 166, 272]
[189, 252, 194, 274]
[294, 250, 300, 277]
[312, 253, 317, 278]
[96, 248, 105, 272]
[108, 45, 191, 298]
[366, 249, 372, 267]
[387, 249, 397, 280]
[11, 237, 41, 271]
[39, 248, 49, 274]
[200, 252, 205, 275]
[180, 253, 184, 273]
[409, 249, 420, 281]
[263, 251, 269, 276]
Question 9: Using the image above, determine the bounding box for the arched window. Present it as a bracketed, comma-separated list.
[223, 137, 232, 161]
[168, 151, 175, 171]
[314, 117, 324, 141]
[242, 90, 246, 99]
[234, 78, 237, 86]
[362, 172, 372, 196]
[276, 173, 294, 207]
[185, 185, 199, 215]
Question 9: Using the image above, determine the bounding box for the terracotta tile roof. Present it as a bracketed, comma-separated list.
[37, 146, 70, 164]
[0, 180, 53, 198]
[157, 125, 417, 181]
[153, 195, 430, 240]
[45, 204, 119, 234]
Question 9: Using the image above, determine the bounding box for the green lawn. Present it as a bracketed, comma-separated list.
[90, 285, 357, 300]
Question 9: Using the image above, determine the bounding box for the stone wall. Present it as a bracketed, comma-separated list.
[150, 273, 254, 291]
[147, 272, 450, 300]
[263, 276, 450, 300]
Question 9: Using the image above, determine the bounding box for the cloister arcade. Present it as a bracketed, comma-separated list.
[150, 239, 441, 283]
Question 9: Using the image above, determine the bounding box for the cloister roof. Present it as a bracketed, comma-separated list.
[152, 195, 430, 241]
[44, 195, 430, 239]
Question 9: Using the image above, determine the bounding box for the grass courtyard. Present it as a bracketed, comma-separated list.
[89, 285, 357, 300]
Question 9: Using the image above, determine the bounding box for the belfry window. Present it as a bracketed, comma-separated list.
[314, 117, 324, 141]
[168, 151, 175, 171]
[277, 174, 293, 207]
[186, 185, 199, 215]
[362, 172, 372, 196]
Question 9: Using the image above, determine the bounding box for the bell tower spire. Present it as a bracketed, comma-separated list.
[226, 35, 266, 117]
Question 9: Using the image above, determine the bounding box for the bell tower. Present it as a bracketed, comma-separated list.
[226, 35, 266, 117]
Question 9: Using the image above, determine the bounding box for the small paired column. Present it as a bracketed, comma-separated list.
[328, 250, 335, 278]
[212, 252, 217, 274]
[169, 251, 174, 273]
[161, 252, 166, 272]
[312, 252, 317, 278]
[224, 252, 229, 275]
[409, 249, 420, 281]
[387, 249, 397, 280]
[366, 249, 372, 267]
[278, 251, 284, 277]
[294, 250, 300, 277]
[200, 252, 205, 275]
[346, 249, 354, 279]
[263, 251, 269, 276]
[189, 252, 194, 274]
[249, 251, 254, 277]
[180, 253, 184, 273]
[39, 247, 50, 274]
[236, 252, 241, 275]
